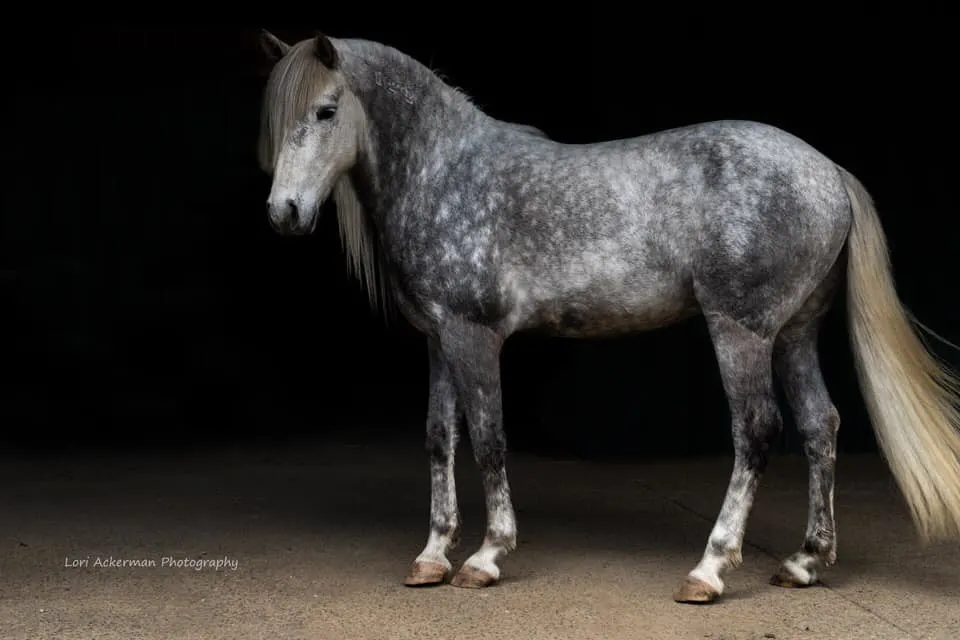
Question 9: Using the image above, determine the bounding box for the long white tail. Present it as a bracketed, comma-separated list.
[841, 166, 960, 540]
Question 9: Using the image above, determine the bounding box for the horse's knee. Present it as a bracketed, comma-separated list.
[425, 418, 453, 462]
[469, 421, 506, 470]
[733, 396, 783, 472]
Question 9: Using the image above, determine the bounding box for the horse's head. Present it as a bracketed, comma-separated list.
[258, 31, 365, 235]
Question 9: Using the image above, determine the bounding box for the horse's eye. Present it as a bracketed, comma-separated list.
[316, 106, 337, 121]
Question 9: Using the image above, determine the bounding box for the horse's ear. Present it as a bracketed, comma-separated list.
[260, 29, 291, 63]
[313, 32, 339, 69]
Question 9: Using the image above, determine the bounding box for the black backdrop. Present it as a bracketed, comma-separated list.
[2, 13, 957, 458]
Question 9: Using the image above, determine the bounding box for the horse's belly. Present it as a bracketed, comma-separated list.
[541, 292, 698, 337]
[503, 266, 698, 337]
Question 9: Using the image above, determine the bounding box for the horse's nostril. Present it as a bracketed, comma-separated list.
[286, 198, 299, 225]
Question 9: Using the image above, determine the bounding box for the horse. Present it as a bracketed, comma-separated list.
[255, 30, 960, 603]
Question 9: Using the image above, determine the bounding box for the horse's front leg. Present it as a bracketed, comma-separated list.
[405, 339, 463, 586]
[439, 318, 516, 588]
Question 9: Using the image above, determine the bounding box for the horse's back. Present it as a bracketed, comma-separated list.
[499, 119, 848, 242]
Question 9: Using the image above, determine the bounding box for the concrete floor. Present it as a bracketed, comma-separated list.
[1, 437, 958, 639]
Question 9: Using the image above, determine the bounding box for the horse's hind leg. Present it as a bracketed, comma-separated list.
[770, 267, 841, 588]
[674, 312, 783, 603]
[405, 339, 462, 586]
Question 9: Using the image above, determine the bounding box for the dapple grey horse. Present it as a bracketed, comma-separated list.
[256, 31, 960, 603]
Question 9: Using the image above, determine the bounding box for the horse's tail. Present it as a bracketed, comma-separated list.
[841, 165, 960, 540]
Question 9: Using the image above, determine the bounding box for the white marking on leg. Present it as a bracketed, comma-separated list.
[690, 553, 728, 594]
[416, 530, 454, 571]
[416, 455, 458, 569]
[778, 553, 818, 585]
[462, 543, 503, 580]
[688, 466, 758, 594]
[462, 473, 516, 579]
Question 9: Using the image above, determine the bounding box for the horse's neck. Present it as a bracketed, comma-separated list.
[343, 46, 486, 219]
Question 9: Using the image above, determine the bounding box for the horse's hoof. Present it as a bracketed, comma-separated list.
[404, 561, 448, 587]
[449, 564, 497, 589]
[673, 577, 720, 604]
[769, 568, 817, 589]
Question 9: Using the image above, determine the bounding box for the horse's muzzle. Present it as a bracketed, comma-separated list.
[267, 198, 313, 235]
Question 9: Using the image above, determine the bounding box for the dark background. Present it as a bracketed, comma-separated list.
[2, 14, 957, 460]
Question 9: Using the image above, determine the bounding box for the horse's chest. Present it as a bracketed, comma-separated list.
[386, 214, 505, 321]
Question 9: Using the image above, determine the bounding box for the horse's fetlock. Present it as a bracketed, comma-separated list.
[485, 528, 517, 551]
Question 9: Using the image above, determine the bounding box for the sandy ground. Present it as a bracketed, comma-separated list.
[1, 436, 958, 640]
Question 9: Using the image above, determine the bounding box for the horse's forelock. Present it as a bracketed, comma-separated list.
[257, 41, 338, 173]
